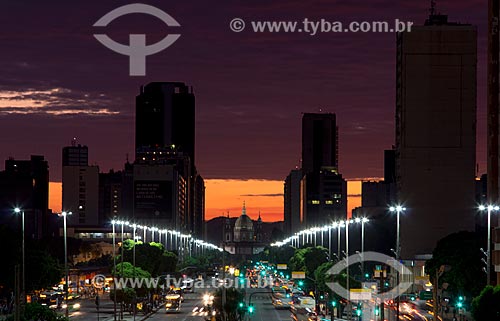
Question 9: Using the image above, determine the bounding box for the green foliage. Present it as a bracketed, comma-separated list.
[425, 231, 485, 298]
[471, 285, 500, 321]
[289, 248, 307, 272]
[5, 303, 68, 321]
[121, 242, 177, 276]
[315, 261, 334, 292]
[0, 226, 62, 292]
[266, 246, 295, 265]
[303, 246, 329, 276]
[289, 246, 329, 277]
[314, 261, 360, 294]
[122, 239, 136, 251]
[113, 262, 151, 279]
[112, 262, 152, 299]
[25, 248, 63, 291]
[110, 287, 136, 304]
[161, 251, 178, 273]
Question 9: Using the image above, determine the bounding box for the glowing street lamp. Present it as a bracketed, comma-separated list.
[14, 208, 25, 306]
[389, 205, 406, 259]
[479, 204, 500, 285]
[59, 211, 72, 318]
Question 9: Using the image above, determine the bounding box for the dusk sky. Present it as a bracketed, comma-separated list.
[0, 0, 488, 221]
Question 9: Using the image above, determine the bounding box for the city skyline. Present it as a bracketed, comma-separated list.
[0, 0, 489, 222]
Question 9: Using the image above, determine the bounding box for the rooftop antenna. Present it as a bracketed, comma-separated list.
[71, 137, 77, 147]
[430, 0, 437, 16]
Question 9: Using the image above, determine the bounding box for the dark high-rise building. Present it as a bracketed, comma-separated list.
[134, 82, 205, 237]
[0, 155, 50, 239]
[396, 14, 477, 258]
[98, 166, 134, 224]
[384, 149, 396, 184]
[62, 141, 88, 166]
[300, 113, 346, 225]
[284, 169, 303, 235]
[133, 164, 187, 230]
[135, 82, 195, 166]
[302, 168, 347, 224]
[62, 143, 99, 227]
[193, 175, 206, 238]
[302, 113, 338, 174]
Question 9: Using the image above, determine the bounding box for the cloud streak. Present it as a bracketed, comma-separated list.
[0, 87, 120, 116]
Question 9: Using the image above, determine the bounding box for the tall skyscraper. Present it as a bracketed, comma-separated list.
[0, 155, 50, 239]
[488, 0, 500, 285]
[134, 82, 205, 237]
[284, 169, 303, 234]
[302, 113, 339, 174]
[136, 82, 195, 165]
[62, 143, 99, 226]
[396, 14, 477, 258]
[301, 113, 347, 225]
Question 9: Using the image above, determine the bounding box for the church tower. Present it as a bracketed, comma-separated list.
[256, 211, 263, 242]
[223, 212, 232, 243]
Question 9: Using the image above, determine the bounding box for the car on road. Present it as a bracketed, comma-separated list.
[271, 286, 291, 309]
[291, 296, 317, 321]
[167, 288, 184, 302]
[165, 293, 182, 313]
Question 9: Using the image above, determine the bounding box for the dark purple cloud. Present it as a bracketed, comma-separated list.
[0, 0, 488, 182]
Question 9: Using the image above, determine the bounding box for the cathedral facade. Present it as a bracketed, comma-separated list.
[222, 202, 265, 259]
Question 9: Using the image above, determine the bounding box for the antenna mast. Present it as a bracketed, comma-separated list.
[430, 0, 437, 15]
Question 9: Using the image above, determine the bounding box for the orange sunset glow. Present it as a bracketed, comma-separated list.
[49, 179, 367, 222]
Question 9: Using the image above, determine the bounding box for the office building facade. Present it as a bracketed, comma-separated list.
[396, 14, 477, 258]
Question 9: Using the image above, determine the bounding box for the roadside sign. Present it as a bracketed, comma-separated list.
[350, 289, 371, 301]
[419, 291, 433, 300]
[277, 264, 287, 270]
[292, 271, 306, 279]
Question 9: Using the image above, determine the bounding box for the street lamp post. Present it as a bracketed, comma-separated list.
[132, 223, 137, 321]
[14, 208, 25, 307]
[355, 218, 369, 278]
[111, 220, 117, 321]
[60, 211, 72, 318]
[389, 205, 406, 321]
[337, 221, 344, 258]
[479, 204, 500, 285]
[345, 219, 354, 320]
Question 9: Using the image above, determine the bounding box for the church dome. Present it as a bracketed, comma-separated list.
[235, 214, 254, 231]
[233, 201, 255, 243]
[234, 201, 254, 231]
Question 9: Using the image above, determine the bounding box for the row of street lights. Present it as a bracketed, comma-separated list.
[11, 209, 223, 321]
[110, 219, 223, 254]
[13, 208, 73, 318]
[271, 217, 369, 260]
[271, 203, 500, 307]
[108, 219, 222, 321]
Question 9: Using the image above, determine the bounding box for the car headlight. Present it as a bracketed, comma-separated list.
[73, 303, 80, 309]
